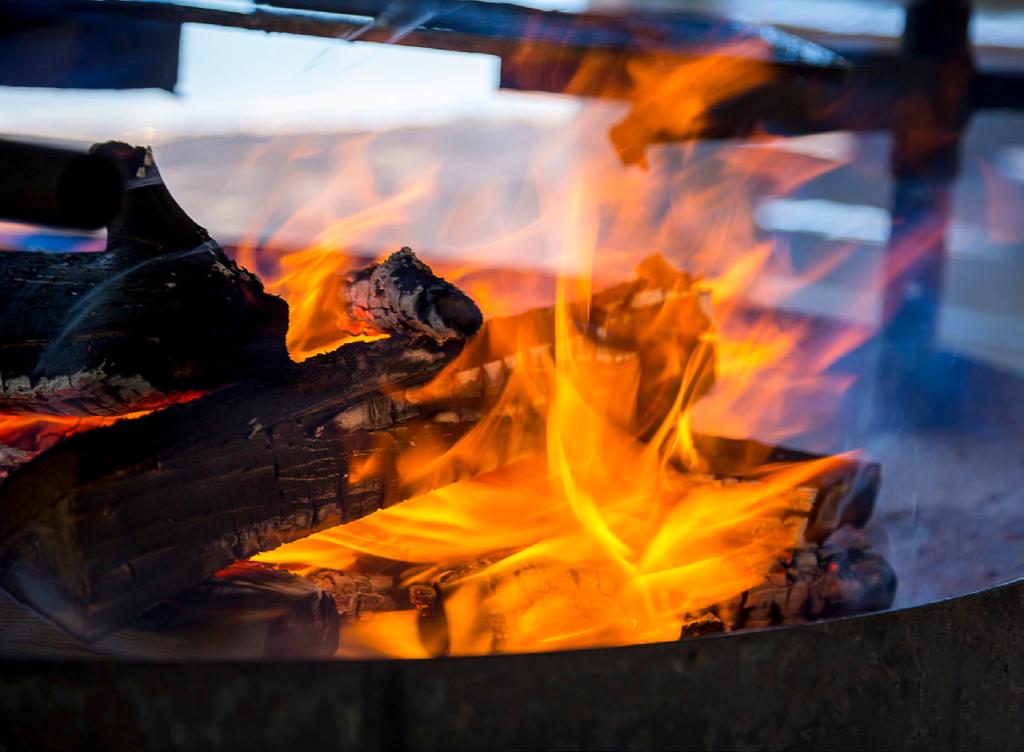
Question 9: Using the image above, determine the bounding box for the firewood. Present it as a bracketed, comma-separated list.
[343, 248, 483, 342]
[0, 142, 290, 416]
[0, 561, 339, 659]
[123, 561, 340, 659]
[0, 260, 693, 640]
[388, 479, 818, 654]
[304, 568, 399, 620]
[0, 334, 467, 641]
[385, 534, 893, 654]
[724, 542, 897, 630]
[0, 258, 874, 640]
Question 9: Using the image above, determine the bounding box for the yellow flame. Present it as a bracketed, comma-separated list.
[251, 45, 869, 655]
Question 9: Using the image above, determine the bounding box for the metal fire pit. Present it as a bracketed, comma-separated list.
[2, 578, 1022, 751]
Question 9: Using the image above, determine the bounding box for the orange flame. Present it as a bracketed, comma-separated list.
[248, 46, 872, 655]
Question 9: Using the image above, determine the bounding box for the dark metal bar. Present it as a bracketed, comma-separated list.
[876, 0, 973, 427]
[266, 0, 845, 67]
[0, 140, 123, 231]
[5, 0, 845, 69]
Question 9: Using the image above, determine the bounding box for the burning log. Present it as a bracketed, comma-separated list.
[343, 248, 483, 342]
[0, 259, 692, 639]
[385, 480, 821, 654]
[725, 543, 897, 630]
[0, 253, 875, 641]
[372, 535, 893, 654]
[0, 141, 290, 416]
[0, 334, 468, 641]
[0, 561, 339, 659]
[304, 568, 399, 620]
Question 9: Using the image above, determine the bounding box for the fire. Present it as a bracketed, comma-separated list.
[0, 391, 204, 476]
[252, 43, 871, 656]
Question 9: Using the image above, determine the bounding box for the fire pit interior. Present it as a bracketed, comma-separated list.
[2, 0, 1024, 748]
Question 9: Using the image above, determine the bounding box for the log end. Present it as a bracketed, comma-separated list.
[347, 248, 483, 342]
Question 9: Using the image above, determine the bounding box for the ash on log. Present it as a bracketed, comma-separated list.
[343, 248, 483, 342]
[0, 141, 289, 416]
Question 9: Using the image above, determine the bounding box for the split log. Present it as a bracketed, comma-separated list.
[0, 561, 339, 659]
[0, 244, 487, 478]
[0, 141, 290, 416]
[390, 479, 819, 654]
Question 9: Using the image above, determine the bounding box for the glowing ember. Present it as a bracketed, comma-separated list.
[249, 43, 874, 656]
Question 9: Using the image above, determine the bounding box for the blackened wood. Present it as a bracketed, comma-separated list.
[0, 335, 466, 641]
[128, 561, 339, 659]
[0, 141, 290, 416]
[0, 263, 692, 641]
[0, 258, 872, 640]
[0, 561, 339, 659]
[729, 544, 897, 630]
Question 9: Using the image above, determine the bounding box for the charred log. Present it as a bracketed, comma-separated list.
[0, 139, 123, 231]
[129, 561, 339, 659]
[344, 248, 483, 342]
[0, 561, 339, 659]
[0, 333, 474, 641]
[727, 543, 897, 630]
[0, 141, 290, 416]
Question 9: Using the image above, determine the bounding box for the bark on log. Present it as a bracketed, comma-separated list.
[0, 141, 290, 416]
[0, 561, 339, 659]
